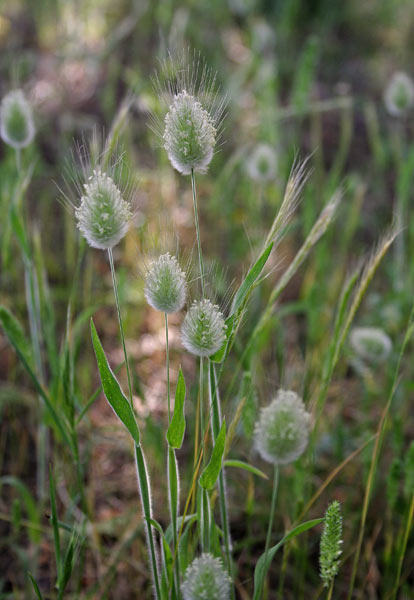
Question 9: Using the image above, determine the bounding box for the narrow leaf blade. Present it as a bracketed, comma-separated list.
[90, 319, 140, 444]
[230, 242, 274, 316]
[224, 459, 268, 479]
[199, 420, 226, 490]
[166, 368, 186, 448]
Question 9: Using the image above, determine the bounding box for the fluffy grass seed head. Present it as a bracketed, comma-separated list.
[254, 390, 311, 465]
[181, 298, 226, 357]
[75, 168, 132, 250]
[350, 327, 392, 364]
[384, 72, 414, 117]
[0, 89, 35, 149]
[152, 51, 226, 175]
[144, 252, 187, 313]
[182, 553, 231, 600]
[319, 500, 343, 587]
[247, 143, 278, 183]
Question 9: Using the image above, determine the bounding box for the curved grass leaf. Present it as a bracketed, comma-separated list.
[166, 368, 186, 449]
[253, 517, 324, 600]
[224, 459, 268, 480]
[199, 420, 226, 490]
[90, 319, 140, 445]
[230, 242, 274, 317]
[28, 573, 43, 599]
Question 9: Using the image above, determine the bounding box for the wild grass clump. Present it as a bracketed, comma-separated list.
[0, 36, 412, 600]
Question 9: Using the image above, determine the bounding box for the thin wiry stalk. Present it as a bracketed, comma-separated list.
[165, 313, 171, 422]
[108, 248, 161, 600]
[393, 493, 414, 598]
[258, 465, 279, 600]
[347, 297, 414, 600]
[191, 168, 205, 297]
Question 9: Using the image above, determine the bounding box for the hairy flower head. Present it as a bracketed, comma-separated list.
[247, 143, 278, 183]
[152, 51, 226, 175]
[384, 72, 414, 117]
[0, 89, 35, 149]
[181, 298, 226, 357]
[319, 500, 343, 587]
[350, 327, 392, 364]
[75, 168, 132, 250]
[182, 553, 231, 600]
[144, 252, 187, 313]
[254, 390, 311, 465]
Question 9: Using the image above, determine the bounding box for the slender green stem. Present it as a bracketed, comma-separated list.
[199, 357, 210, 552]
[260, 465, 279, 599]
[191, 168, 205, 298]
[108, 248, 161, 600]
[165, 313, 171, 423]
[108, 248, 133, 408]
[209, 361, 235, 599]
[392, 493, 414, 599]
[326, 580, 334, 600]
[16, 147, 21, 172]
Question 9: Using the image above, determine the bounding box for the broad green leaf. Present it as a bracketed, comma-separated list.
[230, 242, 274, 317]
[224, 459, 268, 480]
[253, 518, 324, 600]
[166, 368, 186, 448]
[90, 319, 140, 445]
[199, 420, 226, 490]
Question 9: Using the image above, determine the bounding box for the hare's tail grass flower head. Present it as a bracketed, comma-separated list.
[254, 390, 311, 465]
[151, 50, 227, 175]
[384, 71, 414, 117]
[246, 143, 278, 183]
[181, 298, 226, 357]
[60, 141, 135, 251]
[182, 553, 231, 600]
[349, 327, 392, 364]
[144, 252, 187, 314]
[0, 89, 35, 149]
[319, 500, 343, 587]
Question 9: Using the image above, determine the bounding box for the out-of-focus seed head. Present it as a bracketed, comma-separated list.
[384, 72, 414, 117]
[0, 90, 35, 149]
[75, 168, 132, 250]
[350, 327, 392, 364]
[319, 500, 343, 587]
[164, 90, 216, 175]
[254, 390, 311, 465]
[151, 51, 226, 176]
[182, 553, 231, 600]
[181, 298, 226, 357]
[247, 143, 278, 183]
[144, 252, 187, 314]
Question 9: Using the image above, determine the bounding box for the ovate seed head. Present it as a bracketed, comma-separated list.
[75, 169, 131, 250]
[181, 299, 226, 357]
[350, 327, 392, 364]
[384, 72, 414, 117]
[144, 253, 187, 314]
[247, 143, 278, 183]
[164, 90, 216, 175]
[0, 90, 35, 149]
[182, 553, 231, 600]
[254, 390, 311, 465]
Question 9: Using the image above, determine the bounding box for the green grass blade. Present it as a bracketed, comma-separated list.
[199, 420, 226, 491]
[28, 573, 43, 599]
[166, 367, 186, 449]
[253, 518, 324, 600]
[90, 318, 140, 445]
[49, 466, 61, 580]
[224, 459, 268, 479]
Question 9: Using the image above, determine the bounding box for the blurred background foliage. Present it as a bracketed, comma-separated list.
[0, 0, 413, 597]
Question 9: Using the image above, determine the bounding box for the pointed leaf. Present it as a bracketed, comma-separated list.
[28, 573, 43, 599]
[199, 420, 226, 490]
[91, 319, 140, 445]
[253, 518, 324, 600]
[166, 368, 186, 448]
[224, 459, 268, 479]
[230, 242, 274, 317]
